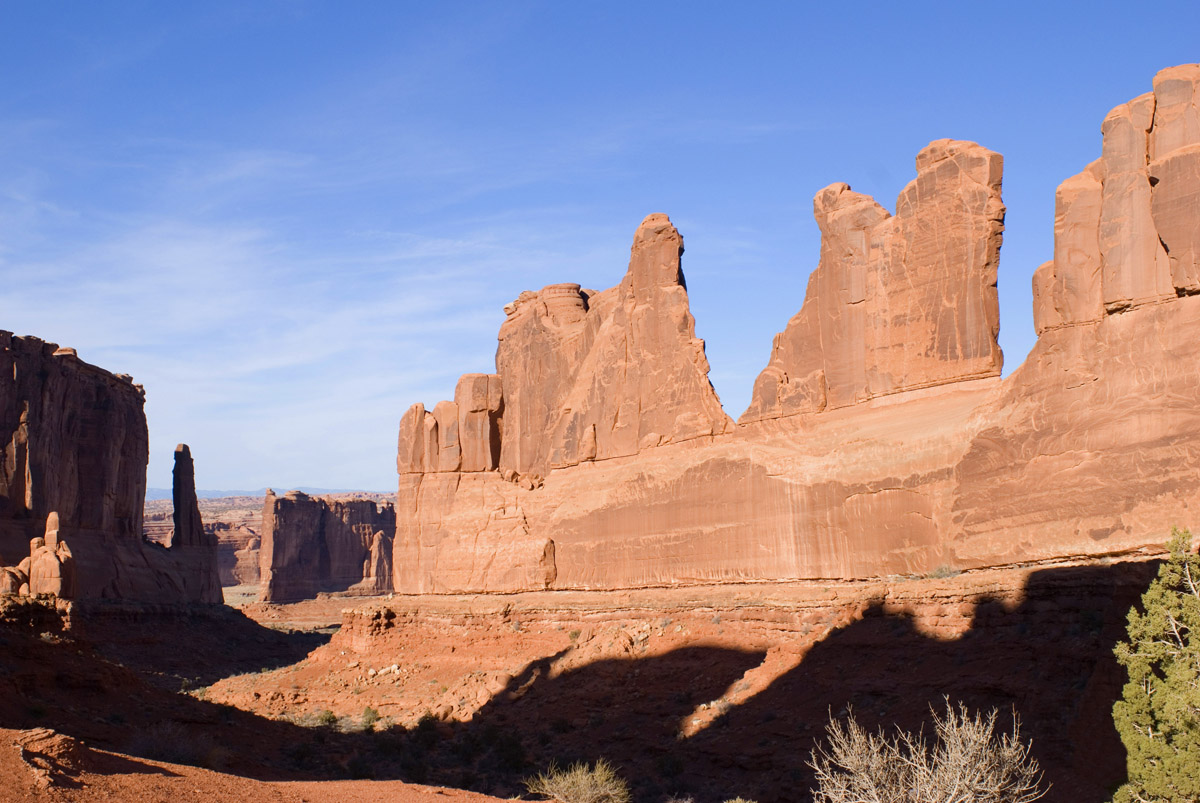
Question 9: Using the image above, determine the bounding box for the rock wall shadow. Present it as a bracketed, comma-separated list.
[420, 561, 1154, 803]
[72, 602, 331, 689]
[677, 561, 1155, 803]
[0, 561, 1156, 801]
[426, 643, 769, 799]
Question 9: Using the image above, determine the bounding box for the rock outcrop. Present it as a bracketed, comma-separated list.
[954, 63, 1200, 563]
[167, 445, 222, 603]
[399, 214, 730, 488]
[0, 511, 76, 598]
[259, 490, 396, 602]
[386, 65, 1200, 596]
[741, 140, 1004, 422]
[0, 333, 219, 602]
[146, 494, 264, 586]
[224, 527, 262, 586]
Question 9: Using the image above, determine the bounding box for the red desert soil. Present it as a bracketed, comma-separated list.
[0, 598, 502, 802]
[216, 556, 1157, 803]
[2, 725, 502, 803]
[0, 555, 1160, 803]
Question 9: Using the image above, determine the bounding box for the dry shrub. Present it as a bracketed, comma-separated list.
[524, 758, 630, 803]
[808, 700, 1046, 803]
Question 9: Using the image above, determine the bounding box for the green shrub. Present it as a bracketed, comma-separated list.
[361, 706, 380, 730]
[1111, 528, 1200, 803]
[524, 758, 630, 803]
[314, 709, 337, 727]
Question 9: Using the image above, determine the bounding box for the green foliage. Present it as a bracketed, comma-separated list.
[524, 758, 631, 803]
[1112, 528, 1200, 803]
[314, 709, 338, 727]
[361, 705, 380, 730]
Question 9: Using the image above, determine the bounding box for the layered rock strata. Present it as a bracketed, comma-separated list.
[259, 490, 396, 602]
[0, 333, 219, 602]
[221, 525, 262, 586]
[385, 66, 1200, 596]
[144, 496, 263, 586]
[955, 63, 1200, 564]
[396, 214, 732, 591]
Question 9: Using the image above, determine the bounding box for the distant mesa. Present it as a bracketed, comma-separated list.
[258, 488, 395, 603]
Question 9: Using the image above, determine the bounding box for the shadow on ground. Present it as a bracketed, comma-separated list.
[425, 561, 1153, 803]
[73, 601, 332, 689]
[0, 561, 1156, 802]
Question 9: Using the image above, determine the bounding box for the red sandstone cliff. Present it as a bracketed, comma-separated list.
[388, 65, 1200, 595]
[741, 140, 1005, 422]
[0, 333, 219, 602]
[953, 63, 1200, 563]
[259, 490, 395, 602]
[144, 496, 262, 586]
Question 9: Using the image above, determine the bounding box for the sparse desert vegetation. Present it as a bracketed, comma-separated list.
[808, 700, 1045, 803]
[525, 759, 631, 803]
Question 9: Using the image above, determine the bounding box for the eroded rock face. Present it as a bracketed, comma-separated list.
[1037, 64, 1200, 329]
[168, 445, 222, 603]
[389, 65, 1200, 596]
[259, 490, 396, 602]
[741, 140, 1005, 422]
[539, 215, 731, 472]
[144, 494, 263, 587]
[0, 333, 218, 602]
[402, 213, 729, 492]
[0, 334, 146, 550]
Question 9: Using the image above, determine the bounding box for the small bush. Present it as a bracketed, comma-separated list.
[361, 706, 381, 730]
[808, 700, 1046, 803]
[525, 758, 631, 803]
[925, 565, 961, 579]
[314, 709, 337, 727]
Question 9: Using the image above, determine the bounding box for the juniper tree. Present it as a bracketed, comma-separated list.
[1112, 528, 1200, 803]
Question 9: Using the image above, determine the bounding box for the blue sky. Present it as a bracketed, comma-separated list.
[2, 2, 1198, 491]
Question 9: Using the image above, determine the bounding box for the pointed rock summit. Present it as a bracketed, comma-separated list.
[398, 213, 729, 486]
[169, 444, 222, 603]
[741, 139, 1004, 423]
